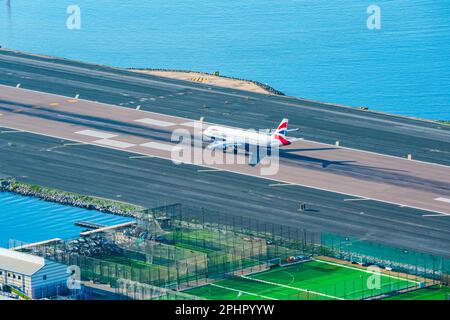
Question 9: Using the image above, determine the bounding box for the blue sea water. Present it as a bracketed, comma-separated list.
[0, 0, 449, 119]
[0, 192, 133, 248]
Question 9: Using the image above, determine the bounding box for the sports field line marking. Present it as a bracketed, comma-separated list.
[313, 259, 420, 284]
[240, 275, 344, 300]
[209, 283, 277, 300]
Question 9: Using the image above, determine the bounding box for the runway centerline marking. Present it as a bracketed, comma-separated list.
[75, 130, 118, 139]
[45, 142, 86, 152]
[93, 139, 135, 149]
[134, 118, 175, 127]
[435, 197, 450, 204]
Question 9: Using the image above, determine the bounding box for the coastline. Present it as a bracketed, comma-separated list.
[0, 179, 143, 218]
[0, 48, 448, 123]
[129, 68, 285, 96]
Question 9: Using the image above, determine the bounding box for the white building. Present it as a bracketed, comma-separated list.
[0, 248, 69, 299]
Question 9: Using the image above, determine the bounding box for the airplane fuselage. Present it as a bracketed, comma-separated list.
[203, 126, 284, 148]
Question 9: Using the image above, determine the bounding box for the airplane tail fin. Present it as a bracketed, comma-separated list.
[272, 118, 291, 145]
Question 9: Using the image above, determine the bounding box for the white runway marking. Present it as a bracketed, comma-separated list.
[343, 198, 370, 201]
[269, 183, 295, 187]
[197, 169, 223, 173]
[94, 139, 135, 149]
[134, 118, 175, 127]
[422, 214, 450, 217]
[75, 130, 117, 139]
[1, 130, 24, 133]
[435, 197, 450, 204]
[129, 155, 154, 159]
[140, 141, 178, 152]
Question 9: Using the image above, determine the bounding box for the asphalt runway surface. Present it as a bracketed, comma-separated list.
[0, 86, 449, 257]
[1, 127, 450, 257]
[0, 85, 449, 215]
[0, 49, 449, 257]
[0, 49, 449, 167]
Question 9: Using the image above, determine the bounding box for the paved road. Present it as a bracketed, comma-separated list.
[0, 49, 449, 166]
[1, 85, 450, 215]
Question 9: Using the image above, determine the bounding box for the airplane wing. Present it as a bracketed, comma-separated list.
[289, 137, 304, 143]
[206, 140, 243, 150]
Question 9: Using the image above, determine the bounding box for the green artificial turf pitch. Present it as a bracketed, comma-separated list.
[383, 285, 450, 300]
[184, 259, 419, 300]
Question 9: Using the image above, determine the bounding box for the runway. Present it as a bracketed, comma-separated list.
[1, 125, 450, 257]
[0, 49, 449, 257]
[0, 48, 449, 167]
[0, 85, 449, 216]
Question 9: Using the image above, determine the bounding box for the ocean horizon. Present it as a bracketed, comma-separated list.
[0, 0, 449, 120]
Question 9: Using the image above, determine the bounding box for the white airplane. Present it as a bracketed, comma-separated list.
[202, 119, 301, 161]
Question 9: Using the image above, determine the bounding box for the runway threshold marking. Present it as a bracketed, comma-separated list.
[94, 139, 136, 149]
[75, 130, 118, 139]
[435, 197, 450, 204]
[134, 118, 175, 127]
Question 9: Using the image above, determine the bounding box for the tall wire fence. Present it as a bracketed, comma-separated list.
[17, 203, 450, 299]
